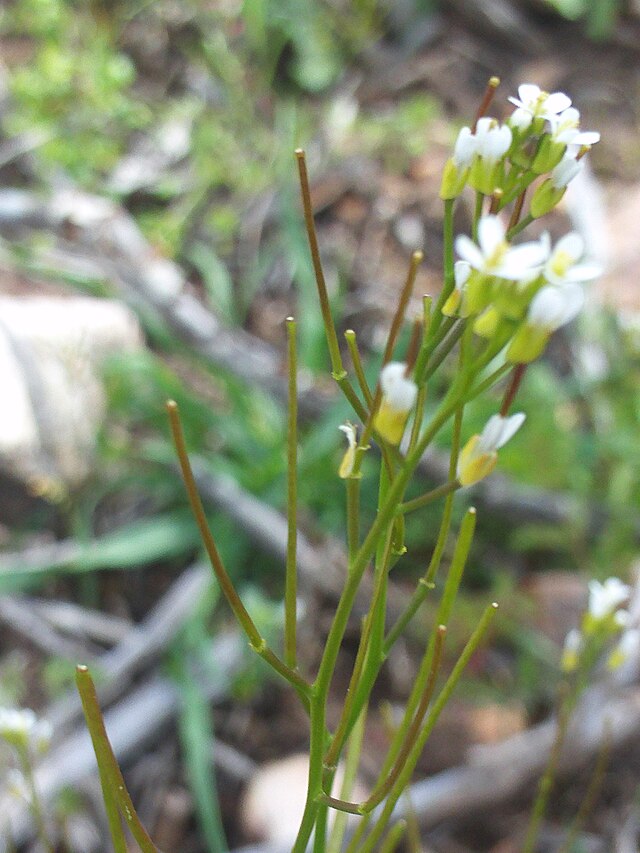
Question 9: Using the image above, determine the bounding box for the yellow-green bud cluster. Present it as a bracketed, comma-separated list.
[561, 578, 639, 675]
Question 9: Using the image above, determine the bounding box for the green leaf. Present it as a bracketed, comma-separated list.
[0, 512, 201, 593]
[174, 655, 228, 853]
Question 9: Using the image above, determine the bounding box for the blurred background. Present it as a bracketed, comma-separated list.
[0, 1, 639, 851]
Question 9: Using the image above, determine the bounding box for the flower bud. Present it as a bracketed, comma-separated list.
[374, 363, 418, 445]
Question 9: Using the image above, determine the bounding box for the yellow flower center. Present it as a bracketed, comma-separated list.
[550, 249, 574, 278]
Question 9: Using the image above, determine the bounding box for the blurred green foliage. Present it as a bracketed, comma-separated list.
[545, 0, 621, 38]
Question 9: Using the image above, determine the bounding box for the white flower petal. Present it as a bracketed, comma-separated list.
[544, 92, 572, 115]
[551, 155, 582, 189]
[554, 232, 584, 263]
[571, 130, 600, 146]
[477, 413, 525, 453]
[477, 215, 505, 257]
[563, 262, 603, 284]
[477, 414, 506, 453]
[517, 84, 541, 106]
[455, 235, 484, 270]
[453, 126, 477, 167]
[497, 240, 548, 280]
[529, 284, 583, 330]
[509, 107, 533, 131]
[379, 362, 417, 411]
[588, 577, 631, 620]
[454, 260, 471, 288]
[495, 412, 526, 448]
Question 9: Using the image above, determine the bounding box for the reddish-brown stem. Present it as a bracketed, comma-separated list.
[500, 363, 527, 416]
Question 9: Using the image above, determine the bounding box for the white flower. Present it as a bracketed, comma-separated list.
[338, 422, 357, 479]
[550, 152, 583, 189]
[454, 260, 471, 290]
[609, 628, 640, 670]
[6, 769, 31, 802]
[455, 215, 549, 281]
[379, 363, 418, 412]
[477, 413, 526, 454]
[527, 284, 584, 332]
[457, 413, 526, 486]
[473, 117, 512, 165]
[588, 577, 631, 621]
[0, 708, 51, 752]
[452, 126, 477, 168]
[544, 233, 602, 287]
[443, 261, 471, 316]
[374, 362, 418, 445]
[509, 107, 534, 132]
[548, 107, 600, 147]
[561, 628, 583, 671]
[509, 84, 572, 123]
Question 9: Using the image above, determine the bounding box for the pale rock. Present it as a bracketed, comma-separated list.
[0, 296, 142, 495]
[240, 752, 368, 847]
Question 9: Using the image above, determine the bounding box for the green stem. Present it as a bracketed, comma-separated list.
[472, 192, 484, 241]
[379, 820, 407, 853]
[382, 505, 476, 769]
[285, 317, 298, 670]
[425, 200, 455, 343]
[420, 321, 466, 385]
[326, 706, 367, 853]
[75, 666, 159, 853]
[325, 625, 446, 815]
[382, 250, 424, 368]
[507, 213, 534, 240]
[345, 476, 360, 562]
[167, 401, 310, 702]
[295, 149, 344, 377]
[557, 723, 610, 853]
[397, 479, 460, 516]
[291, 692, 327, 853]
[522, 688, 575, 853]
[345, 329, 374, 408]
[355, 604, 499, 853]
[17, 748, 55, 853]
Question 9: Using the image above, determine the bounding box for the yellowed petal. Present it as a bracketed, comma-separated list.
[374, 401, 410, 445]
[338, 444, 356, 479]
[458, 434, 498, 486]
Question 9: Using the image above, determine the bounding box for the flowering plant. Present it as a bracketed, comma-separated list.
[74, 79, 609, 853]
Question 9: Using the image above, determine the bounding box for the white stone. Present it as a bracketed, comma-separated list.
[0, 296, 142, 491]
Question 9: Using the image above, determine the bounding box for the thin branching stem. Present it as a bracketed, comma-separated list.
[353, 604, 499, 853]
[76, 665, 159, 853]
[345, 329, 374, 408]
[295, 149, 344, 379]
[166, 401, 311, 701]
[285, 317, 298, 670]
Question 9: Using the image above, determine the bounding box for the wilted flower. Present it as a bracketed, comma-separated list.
[457, 413, 526, 486]
[373, 362, 418, 445]
[442, 260, 471, 317]
[338, 422, 358, 479]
